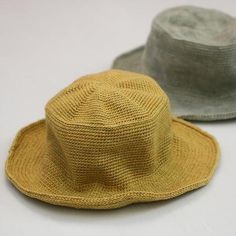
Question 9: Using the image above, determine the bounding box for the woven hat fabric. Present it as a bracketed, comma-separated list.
[112, 6, 236, 121]
[6, 70, 219, 209]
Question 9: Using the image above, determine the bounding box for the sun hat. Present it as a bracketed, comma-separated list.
[112, 6, 236, 121]
[6, 70, 219, 209]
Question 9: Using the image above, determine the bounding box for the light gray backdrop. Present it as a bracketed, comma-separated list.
[0, 0, 235, 235]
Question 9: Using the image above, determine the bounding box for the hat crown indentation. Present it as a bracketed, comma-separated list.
[142, 6, 236, 94]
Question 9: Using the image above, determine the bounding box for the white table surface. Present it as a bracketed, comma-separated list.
[1, 1, 236, 235]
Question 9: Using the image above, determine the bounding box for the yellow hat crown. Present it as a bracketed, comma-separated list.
[45, 70, 172, 189]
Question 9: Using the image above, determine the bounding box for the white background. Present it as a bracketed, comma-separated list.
[0, 1, 236, 235]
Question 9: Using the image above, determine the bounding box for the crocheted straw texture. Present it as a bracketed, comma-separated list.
[112, 6, 236, 121]
[6, 70, 219, 209]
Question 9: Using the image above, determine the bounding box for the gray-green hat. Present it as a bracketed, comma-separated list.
[112, 6, 236, 121]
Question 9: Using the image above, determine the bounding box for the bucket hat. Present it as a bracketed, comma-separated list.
[112, 6, 236, 121]
[6, 70, 219, 209]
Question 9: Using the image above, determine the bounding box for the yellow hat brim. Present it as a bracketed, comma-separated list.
[5, 118, 220, 209]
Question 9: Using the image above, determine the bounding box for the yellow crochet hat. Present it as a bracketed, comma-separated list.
[6, 70, 219, 209]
